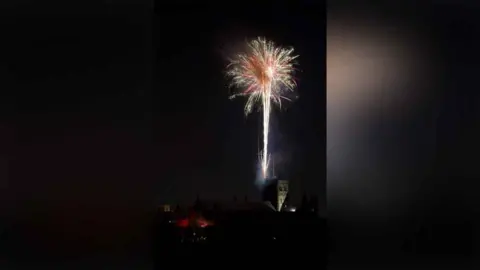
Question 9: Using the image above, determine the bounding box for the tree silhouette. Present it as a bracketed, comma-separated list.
[300, 192, 309, 211]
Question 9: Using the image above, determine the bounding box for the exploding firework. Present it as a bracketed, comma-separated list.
[227, 37, 298, 180]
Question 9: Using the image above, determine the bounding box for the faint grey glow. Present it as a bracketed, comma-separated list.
[327, 13, 434, 216]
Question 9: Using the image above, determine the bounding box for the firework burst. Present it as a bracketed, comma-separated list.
[227, 37, 298, 180]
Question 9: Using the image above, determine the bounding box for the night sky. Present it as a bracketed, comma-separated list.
[156, 4, 324, 204]
[0, 1, 324, 261]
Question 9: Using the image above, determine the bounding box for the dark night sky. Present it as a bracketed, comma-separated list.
[156, 4, 324, 204]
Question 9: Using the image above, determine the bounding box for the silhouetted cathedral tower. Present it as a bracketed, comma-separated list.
[262, 178, 289, 211]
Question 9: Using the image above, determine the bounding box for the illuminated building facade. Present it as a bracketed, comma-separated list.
[158, 204, 171, 212]
[262, 178, 289, 211]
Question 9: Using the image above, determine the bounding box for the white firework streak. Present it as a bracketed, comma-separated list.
[227, 37, 298, 180]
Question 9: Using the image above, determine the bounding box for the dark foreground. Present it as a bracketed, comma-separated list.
[0, 211, 326, 269]
[153, 210, 327, 266]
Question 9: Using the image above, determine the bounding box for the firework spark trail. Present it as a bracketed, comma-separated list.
[227, 37, 298, 180]
[262, 83, 271, 178]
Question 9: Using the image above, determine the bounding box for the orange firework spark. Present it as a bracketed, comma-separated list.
[227, 37, 298, 179]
